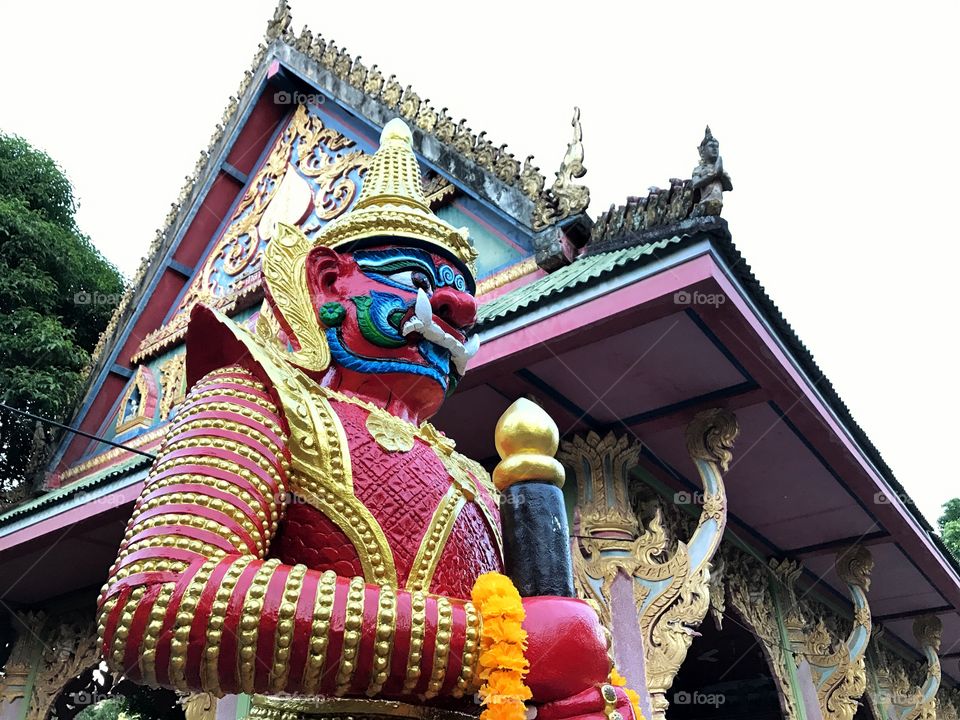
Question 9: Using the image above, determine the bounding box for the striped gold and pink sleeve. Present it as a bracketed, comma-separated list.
[96, 365, 481, 699]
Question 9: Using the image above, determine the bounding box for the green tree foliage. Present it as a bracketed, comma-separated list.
[0, 133, 124, 499]
[939, 498, 960, 561]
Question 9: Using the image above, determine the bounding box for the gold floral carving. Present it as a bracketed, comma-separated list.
[25, 612, 100, 720]
[718, 547, 801, 720]
[564, 408, 739, 720]
[283, 7, 596, 231]
[871, 615, 942, 720]
[158, 352, 187, 417]
[938, 688, 960, 720]
[366, 412, 416, 453]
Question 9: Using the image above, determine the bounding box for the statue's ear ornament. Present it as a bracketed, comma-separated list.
[260, 222, 331, 373]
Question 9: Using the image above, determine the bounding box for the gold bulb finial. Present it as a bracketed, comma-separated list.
[493, 398, 565, 491]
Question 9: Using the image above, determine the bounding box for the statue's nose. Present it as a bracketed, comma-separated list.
[430, 286, 477, 330]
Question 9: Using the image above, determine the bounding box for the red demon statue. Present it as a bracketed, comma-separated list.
[97, 119, 637, 720]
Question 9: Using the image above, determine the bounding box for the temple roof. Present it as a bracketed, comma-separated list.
[78, 0, 591, 401]
[5, 2, 959, 688]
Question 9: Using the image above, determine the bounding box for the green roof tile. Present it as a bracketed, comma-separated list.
[477, 235, 685, 327]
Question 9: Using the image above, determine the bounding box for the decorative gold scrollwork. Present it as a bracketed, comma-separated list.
[779, 546, 874, 720]
[871, 615, 942, 720]
[564, 408, 738, 720]
[134, 104, 370, 364]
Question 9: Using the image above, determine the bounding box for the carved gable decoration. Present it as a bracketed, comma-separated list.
[133, 103, 371, 363]
[115, 365, 159, 435]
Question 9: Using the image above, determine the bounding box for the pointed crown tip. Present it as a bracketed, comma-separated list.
[381, 118, 413, 146]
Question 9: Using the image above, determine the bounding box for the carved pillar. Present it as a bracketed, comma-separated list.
[0, 612, 46, 716]
[936, 686, 960, 720]
[872, 616, 942, 720]
[780, 546, 874, 720]
[22, 611, 100, 720]
[718, 548, 803, 720]
[562, 408, 739, 720]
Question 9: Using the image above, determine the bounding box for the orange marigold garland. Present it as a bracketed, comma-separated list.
[610, 668, 644, 720]
[471, 572, 533, 720]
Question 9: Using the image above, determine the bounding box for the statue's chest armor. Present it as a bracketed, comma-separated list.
[270, 399, 502, 597]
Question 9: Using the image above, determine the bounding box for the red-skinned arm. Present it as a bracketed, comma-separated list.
[97, 365, 481, 699]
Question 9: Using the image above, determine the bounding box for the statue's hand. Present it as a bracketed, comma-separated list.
[536, 685, 638, 720]
[522, 597, 611, 704]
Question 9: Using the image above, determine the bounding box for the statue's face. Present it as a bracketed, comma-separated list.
[702, 140, 720, 162]
[305, 242, 478, 418]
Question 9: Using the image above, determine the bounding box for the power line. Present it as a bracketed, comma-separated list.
[0, 401, 157, 461]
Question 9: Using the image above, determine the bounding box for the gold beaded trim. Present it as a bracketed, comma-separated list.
[170, 558, 219, 689]
[239, 560, 281, 693]
[140, 583, 174, 685]
[334, 576, 366, 695]
[109, 586, 144, 670]
[294, 474, 394, 587]
[269, 563, 307, 693]
[406, 487, 466, 593]
[172, 417, 284, 457]
[303, 570, 337, 694]
[151, 455, 279, 524]
[402, 591, 428, 695]
[425, 597, 454, 698]
[454, 601, 481, 697]
[366, 585, 397, 696]
[204, 556, 255, 692]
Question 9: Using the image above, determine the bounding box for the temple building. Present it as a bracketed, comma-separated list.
[1, 5, 958, 720]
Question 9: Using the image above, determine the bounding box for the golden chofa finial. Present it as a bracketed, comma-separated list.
[493, 398, 565, 490]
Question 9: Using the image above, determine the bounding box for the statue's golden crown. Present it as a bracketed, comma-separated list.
[313, 118, 478, 275]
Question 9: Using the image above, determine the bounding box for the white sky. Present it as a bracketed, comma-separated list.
[1, 1, 957, 527]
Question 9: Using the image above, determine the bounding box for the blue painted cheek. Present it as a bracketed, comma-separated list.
[368, 291, 409, 340]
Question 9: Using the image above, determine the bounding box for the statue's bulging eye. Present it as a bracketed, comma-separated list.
[382, 269, 434, 293]
[411, 271, 433, 292]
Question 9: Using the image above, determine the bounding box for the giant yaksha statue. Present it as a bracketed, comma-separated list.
[98, 120, 639, 720]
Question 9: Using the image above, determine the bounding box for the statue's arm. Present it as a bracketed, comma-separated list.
[96, 364, 480, 699]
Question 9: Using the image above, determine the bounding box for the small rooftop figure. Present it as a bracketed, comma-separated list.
[691, 126, 732, 217]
